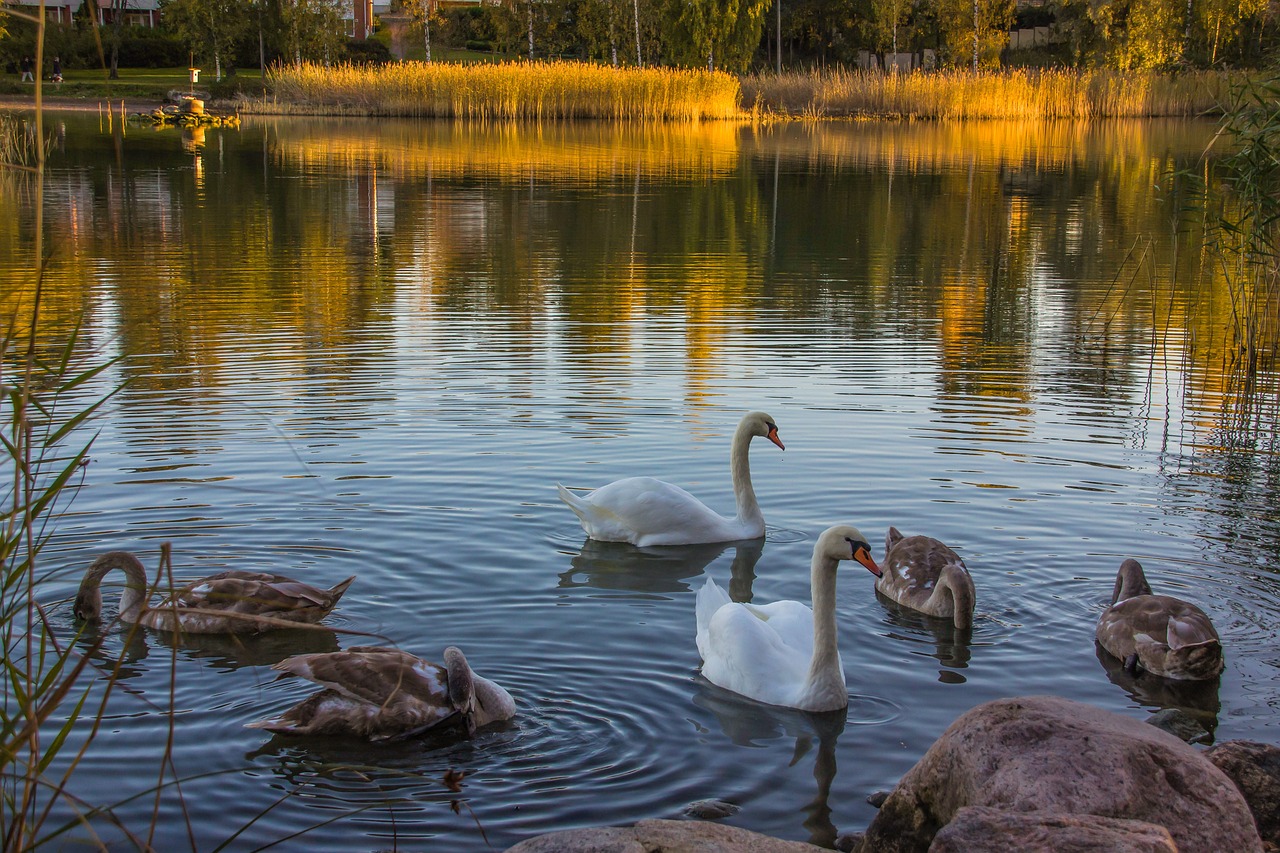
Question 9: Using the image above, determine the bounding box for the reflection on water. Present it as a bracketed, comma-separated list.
[559, 538, 763, 600]
[6, 113, 1280, 850]
[692, 681, 848, 847]
[875, 593, 974, 679]
[1094, 642, 1221, 735]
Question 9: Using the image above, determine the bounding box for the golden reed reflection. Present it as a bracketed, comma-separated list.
[258, 118, 742, 182]
[2, 115, 1255, 444]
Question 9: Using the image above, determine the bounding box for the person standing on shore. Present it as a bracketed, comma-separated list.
[52, 57, 62, 84]
[20, 56, 33, 83]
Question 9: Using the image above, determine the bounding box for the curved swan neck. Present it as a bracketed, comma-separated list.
[1113, 559, 1152, 604]
[805, 551, 842, 686]
[76, 551, 151, 623]
[935, 567, 975, 629]
[729, 419, 762, 526]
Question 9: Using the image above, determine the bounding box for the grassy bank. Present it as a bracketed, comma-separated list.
[248, 60, 741, 120]
[742, 67, 1234, 119]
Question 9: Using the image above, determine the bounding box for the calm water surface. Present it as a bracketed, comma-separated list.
[3, 113, 1279, 850]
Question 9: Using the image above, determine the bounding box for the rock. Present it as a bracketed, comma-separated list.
[866, 790, 891, 808]
[1146, 708, 1211, 744]
[682, 799, 740, 819]
[858, 695, 1263, 853]
[1205, 740, 1280, 848]
[504, 818, 826, 852]
[928, 806, 1177, 852]
[835, 831, 865, 852]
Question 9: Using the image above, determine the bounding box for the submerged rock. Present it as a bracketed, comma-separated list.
[1146, 707, 1212, 744]
[504, 818, 824, 852]
[857, 695, 1262, 853]
[682, 798, 740, 820]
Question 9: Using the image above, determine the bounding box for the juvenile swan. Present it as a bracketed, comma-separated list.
[876, 527, 976, 629]
[1095, 558, 1223, 681]
[694, 524, 882, 711]
[74, 551, 355, 634]
[557, 411, 784, 547]
[246, 645, 516, 741]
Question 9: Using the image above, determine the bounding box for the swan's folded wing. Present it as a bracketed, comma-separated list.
[273, 647, 450, 707]
[700, 604, 811, 705]
[177, 576, 331, 613]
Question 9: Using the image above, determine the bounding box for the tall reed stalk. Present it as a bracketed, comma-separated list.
[743, 68, 1234, 119]
[254, 60, 742, 120]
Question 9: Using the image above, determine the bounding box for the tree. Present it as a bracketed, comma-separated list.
[160, 0, 250, 80]
[927, 0, 1012, 68]
[662, 0, 770, 71]
[407, 0, 441, 61]
[278, 0, 344, 64]
[870, 0, 910, 56]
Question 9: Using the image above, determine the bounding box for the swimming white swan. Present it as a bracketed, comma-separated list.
[246, 645, 516, 741]
[557, 411, 784, 547]
[695, 524, 882, 711]
[876, 527, 976, 629]
[1095, 558, 1223, 681]
[74, 551, 355, 634]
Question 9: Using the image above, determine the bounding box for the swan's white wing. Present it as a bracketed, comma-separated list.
[699, 601, 812, 707]
[742, 599, 816, 658]
[562, 477, 742, 546]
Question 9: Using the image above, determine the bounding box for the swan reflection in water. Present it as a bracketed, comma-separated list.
[559, 539, 764, 601]
[1094, 642, 1221, 737]
[874, 592, 974, 681]
[73, 613, 343, 678]
[691, 681, 849, 848]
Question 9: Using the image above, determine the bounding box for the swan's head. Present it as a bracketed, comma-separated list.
[1113, 558, 1153, 604]
[743, 411, 785, 450]
[73, 587, 103, 622]
[819, 524, 882, 577]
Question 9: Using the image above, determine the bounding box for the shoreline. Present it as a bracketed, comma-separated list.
[0, 94, 168, 113]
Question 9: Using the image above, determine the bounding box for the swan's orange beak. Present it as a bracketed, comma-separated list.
[767, 427, 784, 450]
[854, 546, 882, 578]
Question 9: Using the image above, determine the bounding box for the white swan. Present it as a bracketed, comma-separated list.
[557, 411, 784, 547]
[695, 524, 882, 711]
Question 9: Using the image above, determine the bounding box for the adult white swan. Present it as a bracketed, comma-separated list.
[695, 524, 882, 711]
[557, 411, 784, 547]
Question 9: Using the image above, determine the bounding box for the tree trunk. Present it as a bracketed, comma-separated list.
[775, 0, 781, 73]
[527, 0, 534, 59]
[424, 11, 432, 62]
[633, 0, 642, 65]
[972, 0, 979, 70]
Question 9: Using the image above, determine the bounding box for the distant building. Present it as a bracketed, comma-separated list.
[2, 0, 160, 27]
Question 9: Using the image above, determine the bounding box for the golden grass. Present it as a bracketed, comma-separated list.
[250, 60, 742, 121]
[742, 68, 1236, 119]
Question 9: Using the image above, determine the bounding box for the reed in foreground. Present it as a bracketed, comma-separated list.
[743, 68, 1235, 119]
[251, 60, 742, 121]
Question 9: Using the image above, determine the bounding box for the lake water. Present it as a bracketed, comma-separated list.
[3, 111, 1279, 850]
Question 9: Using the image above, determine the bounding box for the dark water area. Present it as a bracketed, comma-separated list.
[2, 112, 1278, 850]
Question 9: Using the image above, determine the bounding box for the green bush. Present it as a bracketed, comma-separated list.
[344, 38, 393, 65]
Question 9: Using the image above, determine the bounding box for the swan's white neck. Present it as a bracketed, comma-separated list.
[729, 419, 762, 529]
[801, 550, 846, 707]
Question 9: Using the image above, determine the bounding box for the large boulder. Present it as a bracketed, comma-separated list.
[859, 695, 1263, 853]
[504, 818, 825, 852]
[1205, 740, 1280, 849]
[928, 806, 1177, 852]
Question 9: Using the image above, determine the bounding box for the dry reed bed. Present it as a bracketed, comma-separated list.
[252, 60, 742, 121]
[743, 68, 1234, 119]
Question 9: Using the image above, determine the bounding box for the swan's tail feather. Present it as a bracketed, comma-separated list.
[695, 576, 731, 634]
[556, 483, 594, 530]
